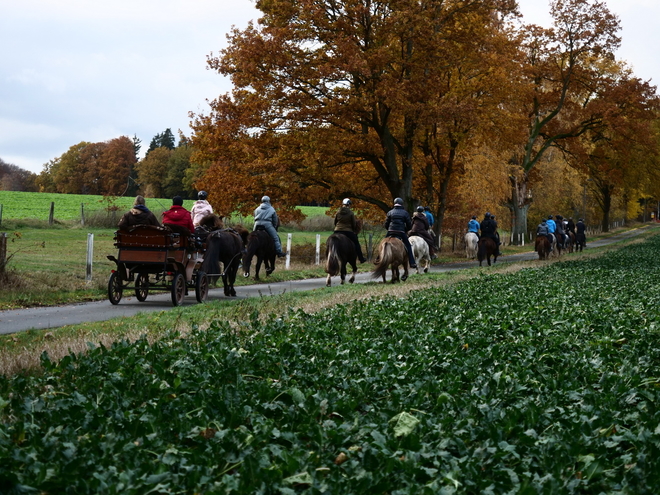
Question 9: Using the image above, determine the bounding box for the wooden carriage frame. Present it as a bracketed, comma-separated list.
[106, 225, 209, 306]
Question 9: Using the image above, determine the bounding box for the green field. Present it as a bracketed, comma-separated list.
[2, 235, 660, 492]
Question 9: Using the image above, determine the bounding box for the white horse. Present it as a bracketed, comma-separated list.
[410, 236, 431, 274]
[465, 232, 478, 259]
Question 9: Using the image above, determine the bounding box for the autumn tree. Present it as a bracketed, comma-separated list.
[191, 0, 518, 221]
[0, 159, 38, 192]
[505, 0, 621, 243]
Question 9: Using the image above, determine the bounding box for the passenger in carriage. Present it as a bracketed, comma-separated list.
[118, 195, 160, 230]
[162, 196, 194, 234]
[191, 190, 214, 227]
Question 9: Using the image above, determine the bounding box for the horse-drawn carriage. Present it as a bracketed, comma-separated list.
[106, 225, 209, 306]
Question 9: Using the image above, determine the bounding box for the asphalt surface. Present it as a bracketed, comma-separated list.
[0, 226, 651, 335]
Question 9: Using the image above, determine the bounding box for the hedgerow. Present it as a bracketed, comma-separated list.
[2, 237, 660, 493]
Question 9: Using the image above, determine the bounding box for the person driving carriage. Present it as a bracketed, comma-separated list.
[254, 195, 286, 258]
[409, 205, 436, 259]
[334, 198, 367, 263]
[384, 197, 417, 269]
[118, 195, 160, 230]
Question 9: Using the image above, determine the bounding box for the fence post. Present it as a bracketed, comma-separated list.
[452, 233, 456, 252]
[0, 232, 7, 274]
[81, 203, 85, 227]
[48, 202, 55, 226]
[0, 204, 3, 226]
[86, 233, 94, 282]
[315, 234, 321, 265]
[285, 233, 292, 270]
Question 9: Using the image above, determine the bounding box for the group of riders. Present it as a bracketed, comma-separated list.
[536, 215, 587, 251]
[466, 212, 503, 256]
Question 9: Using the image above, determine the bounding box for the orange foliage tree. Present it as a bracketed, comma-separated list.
[190, 0, 519, 223]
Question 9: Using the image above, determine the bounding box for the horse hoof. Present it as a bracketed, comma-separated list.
[401, 274, 408, 281]
[243, 273, 249, 278]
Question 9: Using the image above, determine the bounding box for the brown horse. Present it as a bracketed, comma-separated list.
[324, 233, 358, 287]
[477, 237, 498, 266]
[575, 231, 586, 252]
[565, 231, 576, 253]
[242, 228, 276, 281]
[200, 229, 244, 297]
[535, 235, 551, 260]
[372, 237, 409, 283]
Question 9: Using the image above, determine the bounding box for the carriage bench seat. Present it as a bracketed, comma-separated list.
[114, 225, 183, 249]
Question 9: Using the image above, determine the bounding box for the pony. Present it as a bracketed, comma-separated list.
[465, 232, 478, 259]
[565, 231, 576, 253]
[242, 228, 276, 281]
[372, 237, 410, 283]
[575, 231, 586, 252]
[410, 235, 431, 274]
[477, 237, 498, 267]
[324, 233, 358, 287]
[200, 229, 244, 297]
[535, 235, 552, 260]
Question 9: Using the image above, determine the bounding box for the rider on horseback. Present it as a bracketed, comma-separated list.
[254, 196, 286, 258]
[191, 191, 214, 227]
[480, 212, 502, 256]
[555, 215, 568, 248]
[536, 218, 553, 250]
[334, 198, 367, 263]
[385, 198, 417, 269]
[467, 216, 480, 238]
[546, 215, 557, 246]
[576, 218, 587, 246]
[409, 206, 436, 259]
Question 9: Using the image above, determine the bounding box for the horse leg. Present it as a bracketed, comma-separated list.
[340, 260, 347, 285]
[348, 259, 357, 284]
[254, 256, 262, 281]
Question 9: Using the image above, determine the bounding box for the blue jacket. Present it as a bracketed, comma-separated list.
[424, 211, 435, 227]
[467, 219, 480, 233]
[546, 219, 556, 233]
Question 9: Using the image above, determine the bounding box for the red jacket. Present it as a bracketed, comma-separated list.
[162, 205, 194, 233]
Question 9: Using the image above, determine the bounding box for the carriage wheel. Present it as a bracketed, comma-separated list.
[135, 273, 149, 302]
[108, 271, 123, 305]
[171, 272, 186, 306]
[195, 271, 209, 303]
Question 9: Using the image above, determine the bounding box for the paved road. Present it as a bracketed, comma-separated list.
[0, 226, 651, 334]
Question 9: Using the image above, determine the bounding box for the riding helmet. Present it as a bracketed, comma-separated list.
[262, 195, 271, 203]
[342, 198, 352, 206]
[472, 215, 476, 220]
[416, 205, 424, 212]
[548, 215, 553, 219]
[198, 191, 208, 200]
[485, 212, 491, 218]
[394, 197, 404, 206]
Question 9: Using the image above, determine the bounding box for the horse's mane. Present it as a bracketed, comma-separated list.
[198, 214, 224, 230]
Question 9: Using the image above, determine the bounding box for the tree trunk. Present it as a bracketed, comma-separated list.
[506, 173, 532, 245]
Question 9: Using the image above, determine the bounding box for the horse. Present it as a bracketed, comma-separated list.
[242, 228, 276, 281]
[465, 232, 478, 259]
[575, 231, 586, 252]
[372, 237, 410, 283]
[477, 237, 498, 266]
[200, 229, 244, 297]
[324, 233, 358, 286]
[535, 235, 551, 260]
[565, 231, 576, 254]
[409, 235, 431, 274]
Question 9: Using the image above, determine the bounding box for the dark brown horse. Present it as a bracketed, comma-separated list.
[565, 231, 576, 253]
[325, 233, 358, 287]
[477, 237, 498, 266]
[372, 237, 409, 283]
[575, 231, 586, 252]
[242, 228, 276, 281]
[535, 235, 551, 260]
[200, 229, 244, 297]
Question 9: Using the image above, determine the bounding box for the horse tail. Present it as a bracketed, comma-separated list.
[477, 239, 486, 261]
[201, 233, 222, 284]
[325, 237, 341, 276]
[242, 232, 259, 275]
[372, 240, 393, 279]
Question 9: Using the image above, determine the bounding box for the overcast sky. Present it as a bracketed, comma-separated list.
[1, 0, 658, 175]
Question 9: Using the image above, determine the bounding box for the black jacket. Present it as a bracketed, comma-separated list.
[385, 206, 412, 233]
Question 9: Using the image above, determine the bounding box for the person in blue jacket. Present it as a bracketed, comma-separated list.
[546, 215, 557, 245]
[467, 215, 480, 237]
[253, 196, 286, 257]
